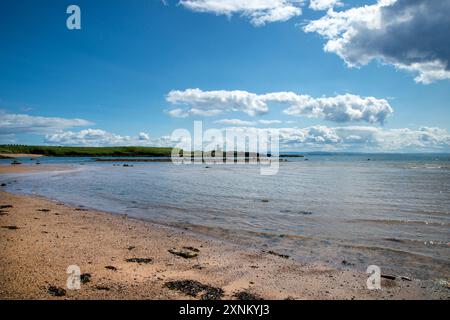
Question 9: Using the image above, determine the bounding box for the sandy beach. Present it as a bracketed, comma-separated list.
[0, 154, 43, 159]
[0, 165, 448, 300]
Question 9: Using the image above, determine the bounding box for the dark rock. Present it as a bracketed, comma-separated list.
[2, 226, 19, 230]
[105, 266, 118, 271]
[125, 258, 152, 264]
[37, 209, 51, 212]
[233, 291, 263, 300]
[201, 287, 224, 300]
[80, 273, 92, 284]
[401, 276, 412, 282]
[164, 280, 224, 300]
[169, 248, 199, 259]
[48, 286, 66, 297]
[192, 264, 204, 270]
[266, 250, 290, 259]
[95, 285, 110, 291]
[0, 205, 13, 209]
[1, 183, 6, 187]
[280, 209, 313, 215]
[385, 238, 404, 243]
[341, 260, 355, 266]
[381, 274, 396, 280]
[261, 199, 269, 203]
[127, 246, 136, 251]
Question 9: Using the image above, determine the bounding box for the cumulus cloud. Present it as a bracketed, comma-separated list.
[138, 132, 151, 141]
[279, 93, 393, 124]
[167, 89, 269, 117]
[44, 128, 192, 148]
[258, 120, 283, 125]
[214, 119, 285, 126]
[167, 107, 223, 118]
[167, 89, 393, 124]
[222, 125, 450, 152]
[179, 0, 303, 26]
[304, 0, 450, 84]
[42, 125, 450, 152]
[44, 129, 155, 147]
[309, 0, 342, 11]
[215, 119, 257, 126]
[0, 110, 92, 135]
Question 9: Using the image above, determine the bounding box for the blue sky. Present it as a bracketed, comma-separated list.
[1, 0, 449, 152]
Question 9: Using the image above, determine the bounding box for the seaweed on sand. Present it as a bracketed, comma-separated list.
[164, 280, 224, 300]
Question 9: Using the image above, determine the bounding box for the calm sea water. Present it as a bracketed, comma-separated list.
[1, 154, 449, 279]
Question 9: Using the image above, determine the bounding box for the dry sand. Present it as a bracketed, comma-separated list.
[0, 165, 448, 300]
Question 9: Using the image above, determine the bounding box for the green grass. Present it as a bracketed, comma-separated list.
[0, 145, 177, 157]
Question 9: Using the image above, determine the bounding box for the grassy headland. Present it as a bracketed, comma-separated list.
[0, 145, 176, 157]
[0, 145, 304, 159]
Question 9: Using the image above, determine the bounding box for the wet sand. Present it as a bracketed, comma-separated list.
[0, 166, 448, 300]
[0, 154, 43, 159]
[0, 164, 72, 175]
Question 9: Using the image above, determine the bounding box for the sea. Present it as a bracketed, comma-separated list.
[1, 153, 449, 280]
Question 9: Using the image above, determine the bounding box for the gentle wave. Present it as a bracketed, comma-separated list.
[348, 218, 450, 227]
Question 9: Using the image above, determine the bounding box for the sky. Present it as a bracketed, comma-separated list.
[1, 0, 450, 152]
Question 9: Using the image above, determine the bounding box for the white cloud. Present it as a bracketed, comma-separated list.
[179, 0, 303, 26]
[214, 119, 284, 126]
[167, 89, 393, 124]
[258, 120, 283, 125]
[0, 110, 92, 135]
[167, 107, 223, 118]
[278, 93, 393, 124]
[44, 129, 155, 147]
[309, 0, 342, 11]
[223, 125, 450, 152]
[304, 0, 450, 84]
[44, 128, 193, 148]
[42, 125, 450, 152]
[167, 89, 269, 117]
[215, 119, 256, 126]
[167, 108, 189, 118]
[138, 132, 151, 141]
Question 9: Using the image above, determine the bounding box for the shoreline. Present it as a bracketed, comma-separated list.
[0, 190, 447, 300]
[0, 165, 448, 300]
[0, 154, 44, 159]
[0, 164, 77, 175]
